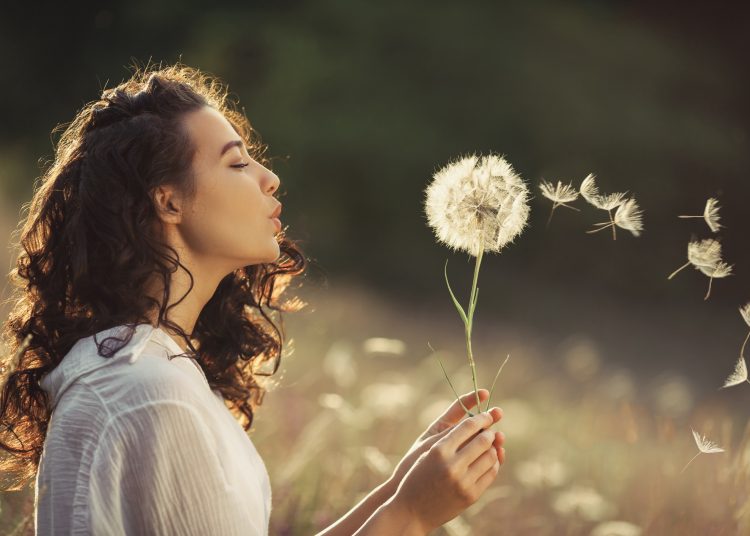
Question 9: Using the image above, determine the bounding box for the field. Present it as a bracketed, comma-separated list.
[1, 275, 749, 535]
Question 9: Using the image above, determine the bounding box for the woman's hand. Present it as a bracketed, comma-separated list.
[388, 389, 504, 493]
[389, 409, 505, 533]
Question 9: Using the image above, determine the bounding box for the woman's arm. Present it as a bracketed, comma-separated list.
[314, 477, 401, 536]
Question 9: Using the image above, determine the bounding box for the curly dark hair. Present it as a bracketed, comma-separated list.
[0, 61, 309, 491]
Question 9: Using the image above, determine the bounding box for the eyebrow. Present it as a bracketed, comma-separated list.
[220, 139, 245, 157]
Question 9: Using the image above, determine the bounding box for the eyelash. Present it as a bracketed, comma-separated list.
[231, 162, 249, 169]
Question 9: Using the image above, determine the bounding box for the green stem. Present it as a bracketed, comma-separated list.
[465, 245, 484, 413]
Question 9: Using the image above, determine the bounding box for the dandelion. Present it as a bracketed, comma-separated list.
[722, 303, 750, 389]
[586, 197, 644, 238]
[424, 152, 529, 415]
[680, 428, 724, 473]
[667, 238, 732, 299]
[696, 261, 733, 300]
[539, 179, 580, 227]
[721, 355, 748, 389]
[678, 197, 722, 233]
[579, 173, 628, 240]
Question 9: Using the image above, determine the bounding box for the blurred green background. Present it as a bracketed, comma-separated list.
[1, 2, 750, 533]
[2, 0, 748, 378]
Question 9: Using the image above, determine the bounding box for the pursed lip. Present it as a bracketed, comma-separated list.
[270, 203, 282, 219]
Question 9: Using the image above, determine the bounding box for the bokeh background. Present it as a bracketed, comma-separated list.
[1, 1, 749, 534]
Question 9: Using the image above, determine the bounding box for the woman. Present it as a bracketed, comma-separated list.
[0, 62, 505, 535]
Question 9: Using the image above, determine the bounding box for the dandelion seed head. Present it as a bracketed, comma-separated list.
[691, 428, 725, 454]
[424, 153, 530, 256]
[579, 173, 627, 210]
[703, 197, 722, 233]
[540, 180, 579, 204]
[687, 238, 723, 268]
[722, 356, 748, 388]
[613, 198, 644, 236]
[697, 261, 733, 279]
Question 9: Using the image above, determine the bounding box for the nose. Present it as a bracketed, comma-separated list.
[264, 172, 280, 195]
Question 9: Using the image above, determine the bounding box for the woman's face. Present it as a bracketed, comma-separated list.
[176, 105, 282, 270]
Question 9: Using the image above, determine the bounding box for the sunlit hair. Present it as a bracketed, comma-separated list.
[0, 61, 308, 490]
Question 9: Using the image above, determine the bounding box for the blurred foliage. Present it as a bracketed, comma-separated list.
[1, 1, 748, 308]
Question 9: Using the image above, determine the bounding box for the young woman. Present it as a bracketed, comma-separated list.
[0, 63, 506, 535]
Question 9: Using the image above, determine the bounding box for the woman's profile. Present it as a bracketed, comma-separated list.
[0, 62, 505, 535]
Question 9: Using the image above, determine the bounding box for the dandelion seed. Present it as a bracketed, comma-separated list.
[424, 153, 529, 415]
[721, 355, 748, 389]
[678, 197, 722, 233]
[580, 173, 628, 240]
[680, 428, 724, 473]
[539, 179, 580, 227]
[735, 302, 750, 370]
[425, 153, 531, 257]
[667, 238, 731, 299]
[696, 261, 733, 300]
[586, 197, 644, 238]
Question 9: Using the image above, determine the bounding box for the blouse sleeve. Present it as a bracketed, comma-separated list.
[88, 399, 264, 536]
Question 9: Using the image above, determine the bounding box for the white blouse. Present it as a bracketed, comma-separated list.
[35, 323, 272, 535]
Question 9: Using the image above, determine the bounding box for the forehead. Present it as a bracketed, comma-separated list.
[182, 106, 241, 157]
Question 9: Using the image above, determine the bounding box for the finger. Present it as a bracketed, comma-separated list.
[434, 389, 489, 427]
[437, 411, 494, 454]
[455, 408, 503, 452]
[455, 428, 496, 469]
[474, 457, 501, 492]
[493, 432, 505, 463]
[466, 447, 498, 482]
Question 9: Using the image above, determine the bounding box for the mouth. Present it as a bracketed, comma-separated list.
[270, 217, 282, 232]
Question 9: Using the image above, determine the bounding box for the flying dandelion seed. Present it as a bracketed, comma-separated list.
[580, 173, 628, 240]
[721, 355, 748, 389]
[678, 197, 722, 233]
[424, 152, 529, 415]
[696, 261, 733, 300]
[722, 303, 750, 389]
[667, 238, 732, 299]
[680, 428, 724, 473]
[586, 197, 644, 238]
[539, 179, 580, 227]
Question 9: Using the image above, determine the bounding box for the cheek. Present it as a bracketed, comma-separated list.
[182, 184, 261, 254]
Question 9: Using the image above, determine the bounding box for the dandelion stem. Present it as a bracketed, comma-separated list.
[586, 223, 614, 234]
[465, 245, 484, 413]
[680, 452, 701, 474]
[678, 215, 702, 219]
[668, 262, 690, 280]
[546, 204, 557, 229]
[741, 331, 750, 360]
[608, 209, 617, 240]
[705, 277, 714, 300]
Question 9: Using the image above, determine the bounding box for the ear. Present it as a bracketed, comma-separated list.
[152, 184, 184, 224]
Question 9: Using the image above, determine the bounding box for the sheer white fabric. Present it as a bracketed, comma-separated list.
[34, 323, 271, 535]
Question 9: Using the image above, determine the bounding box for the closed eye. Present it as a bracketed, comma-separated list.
[231, 162, 249, 169]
